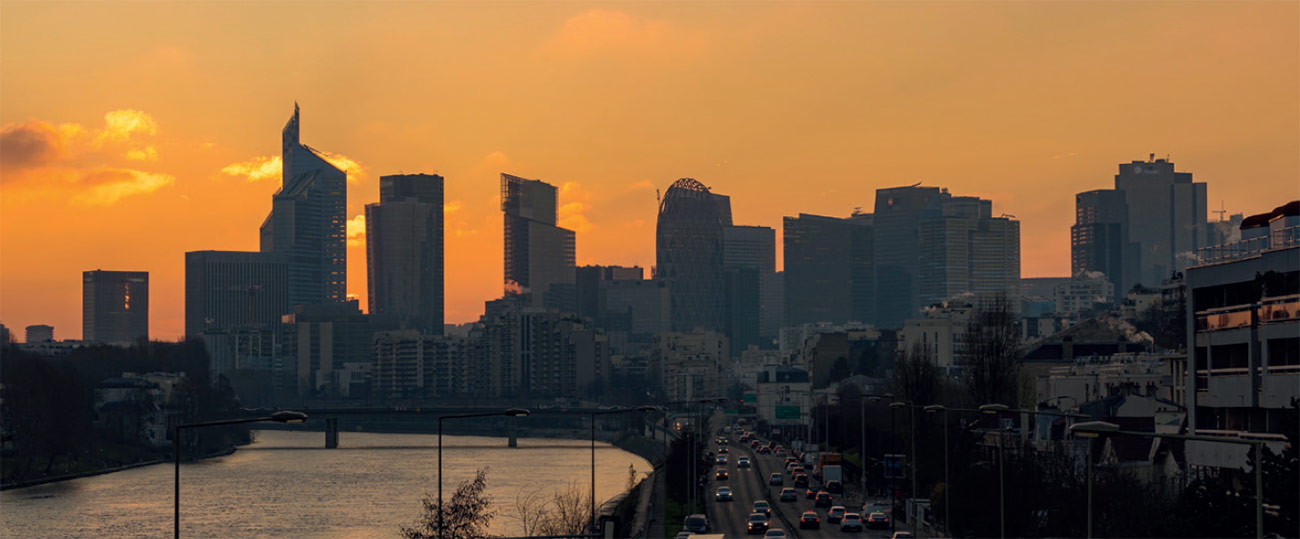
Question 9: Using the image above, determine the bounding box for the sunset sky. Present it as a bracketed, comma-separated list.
[1, 1, 1297, 341]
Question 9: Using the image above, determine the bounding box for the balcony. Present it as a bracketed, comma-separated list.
[1196, 305, 1255, 332]
[1258, 295, 1300, 324]
[1194, 225, 1300, 265]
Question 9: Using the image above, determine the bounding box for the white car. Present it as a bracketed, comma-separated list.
[738, 457, 751, 468]
[715, 486, 733, 502]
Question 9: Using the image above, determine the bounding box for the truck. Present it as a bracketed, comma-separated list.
[822, 465, 843, 493]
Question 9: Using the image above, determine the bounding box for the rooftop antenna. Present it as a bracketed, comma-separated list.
[1213, 200, 1227, 222]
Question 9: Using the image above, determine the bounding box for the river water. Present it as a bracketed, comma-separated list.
[0, 430, 652, 538]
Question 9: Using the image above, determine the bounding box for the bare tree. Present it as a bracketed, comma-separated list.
[893, 342, 942, 406]
[964, 294, 1022, 407]
[509, 480, 591, 537]
[401, 468, 494, 539]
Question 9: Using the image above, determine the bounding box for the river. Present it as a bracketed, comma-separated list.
[0, 430, 652, 538]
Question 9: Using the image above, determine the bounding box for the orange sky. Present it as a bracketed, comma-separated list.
[2, 1, 1297, 341]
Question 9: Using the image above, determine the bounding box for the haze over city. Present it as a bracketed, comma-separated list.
[2, 1, 1297, 340]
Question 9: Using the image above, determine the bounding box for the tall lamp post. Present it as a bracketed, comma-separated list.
[439, 409, 530, 539]
[859, 393, 893, 495]
[979, 403, 1010, 539]
[174, 410, 308, 538]
[1070, 421, 1266, 539]
[924, 404, 950, 535]
[691, 398, 726, 513]
[890, 402, 919, 534]
[590, 406, 658, 531]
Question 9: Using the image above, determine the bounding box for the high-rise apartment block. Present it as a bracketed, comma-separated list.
[501, 173, 576, 312]
[83, 270, 148, 344]
[366, 174, 444, 335]
[259, 104, 348, 307]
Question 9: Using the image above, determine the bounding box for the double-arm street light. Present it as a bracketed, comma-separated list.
[438, 409, 530, 538]
[1070, 421, 1267, 539]
[590, 406, 658, 531]
[174, 410, 308, 538]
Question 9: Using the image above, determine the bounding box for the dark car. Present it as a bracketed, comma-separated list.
[793, 474, 809, 488]
[805, 487, 818, 499]
[683, 514, 709, 534]
[715, 469, 729, 480]
[746, 513, 769, 534]
[718, 446, 729, 454]
[840, 513, 864, 533]
[738, 457, 752, 468]
[758, 446, 772, 455]
[814, 491, 833, 507]
[825, 479, 843, 493]
[779, 487, 798, 502]
[866, 512, 890, 529]
[752, 500, 772, 517]
[798, 510, 820, 529]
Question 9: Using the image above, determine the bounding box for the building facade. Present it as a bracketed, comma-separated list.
[1072, 189, 1140, 301]
[656, 178, 727, 332]
[83, 270, 149, 344]
[185, 251, 289, 336]
[783, 213, 874, 328]
[366, 173, 445, 335]
[502, 173, 576, 311]
[1114, 155, 1209, 286]
[259, 104, 348, 307]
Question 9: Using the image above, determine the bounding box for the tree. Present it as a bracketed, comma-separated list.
[964, 294, 1022, 407]
[401, 468, 494, 539]
[892, 342, 941, 406]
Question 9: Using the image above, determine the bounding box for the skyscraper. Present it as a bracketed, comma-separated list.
[501, 173, 576, 311]
[657, 178, 727, 332]
[724, 225, 775, 345]
[783, 213, 873, 327]
[1113, 155, 1208, 285]
[366, 174, 444, 335]
[1071, 189, 1139, 301]
[918, 195, 1021, 306]
[184, 251, 289, 336]
[873, 185, 943, 328]
[259, 104, 347, 307]
[83, 270, 148, 344]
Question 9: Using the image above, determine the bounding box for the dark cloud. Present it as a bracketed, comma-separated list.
[0, 121, 65, 176]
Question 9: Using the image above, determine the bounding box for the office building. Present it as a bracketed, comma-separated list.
[185, 251, 289, 336]
[918, 195, 1021, 308]
[281, 300, 395, 398]
[1184, 200, 1298, 471]
[1072, 189, 1141, 301]
[83, 270, 149, 344]
[501, 173, 576, 311]
[1113, 155, 1208, 285]
[259, 104, 347, 307]
[873, 185, 944, 328]
[724, 225, 776, 342]
[656, 178, 727, 332]
[783, 213, 873, 327]
[25, 324, 53, 343]
[366, 173, 445, 334]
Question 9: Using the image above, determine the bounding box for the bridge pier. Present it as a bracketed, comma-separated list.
[508, 417, 518, 448]
[325, 418, 339, 448]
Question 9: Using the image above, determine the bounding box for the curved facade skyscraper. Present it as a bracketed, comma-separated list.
[656, 178, 726, 332]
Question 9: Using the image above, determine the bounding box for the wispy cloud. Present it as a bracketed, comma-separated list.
[346, 214, 366, 247]
[539, 9, 707, 59]
[221, 155, 282, 182]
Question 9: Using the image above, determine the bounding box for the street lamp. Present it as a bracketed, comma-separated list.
[858, 393, 892, 495]
[889, 402, 918, 534]
[590, 406, 658, 531]
[924, 404, 950, 535]
[979, 403, 1009, 539]
[174, 410, 307, 538]
[1070, 421, 1267, 539]
[439, 409, 530, 539]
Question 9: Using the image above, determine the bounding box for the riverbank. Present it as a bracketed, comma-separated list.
[0, 445, 237, 491]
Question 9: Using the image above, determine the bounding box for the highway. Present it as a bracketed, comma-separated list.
[701, 412, 902, 538]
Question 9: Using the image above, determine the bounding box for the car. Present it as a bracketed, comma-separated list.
[683, 514, 709, 534]
[779, 487, 798, 502]
[814, 491, 833, 507]
[768, 472, 783, 485]
[840, 513, 864, 533]
[719, 438, 729, 445]
[865, 512, 890, 529]
[752, 500, 772, 517]
[828, 505, 846, 523]
[674, 532, 693, 539]
[715, 486, 733, 502]
[775, 448, 787, 457]
[891, 532, 915, 539]
[716, 455, 727, 465]
[751, 440, 761, 449]
[737, 457, 752, 468]
[805, 487, 818, 499]
[758, 446, 772, 454]
[715, 469, 729, 480]
[718, 446, 729, 454]
[793, 474, 809, 488]
[746, 513, 769, 534]
[799, 510, 821, 529]
[763, 529, 787, 538]
[791, 466, 805, 475]
[825, 479, 843, 493]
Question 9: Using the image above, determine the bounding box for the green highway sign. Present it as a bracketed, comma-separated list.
[775, 405, 800, 419]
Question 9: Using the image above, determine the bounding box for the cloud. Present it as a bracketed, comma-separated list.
[629, 180, 655, 190]
[126, 146, 159, 162]
[93, 110, 158, 147]
[346, 214, 366, 247]
[70, 168, 174, 206]
[444, 200, 463, 213]
[0, 120, 83, 173]
[315, 150, 365, 184]
[221, 155, 282, 182]
[541, 9, 706, 58]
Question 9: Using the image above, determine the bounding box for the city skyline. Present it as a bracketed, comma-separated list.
[2, 2, 1298, 340]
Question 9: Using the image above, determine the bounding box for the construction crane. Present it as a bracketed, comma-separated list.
[1213, 200, 1227, 222]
